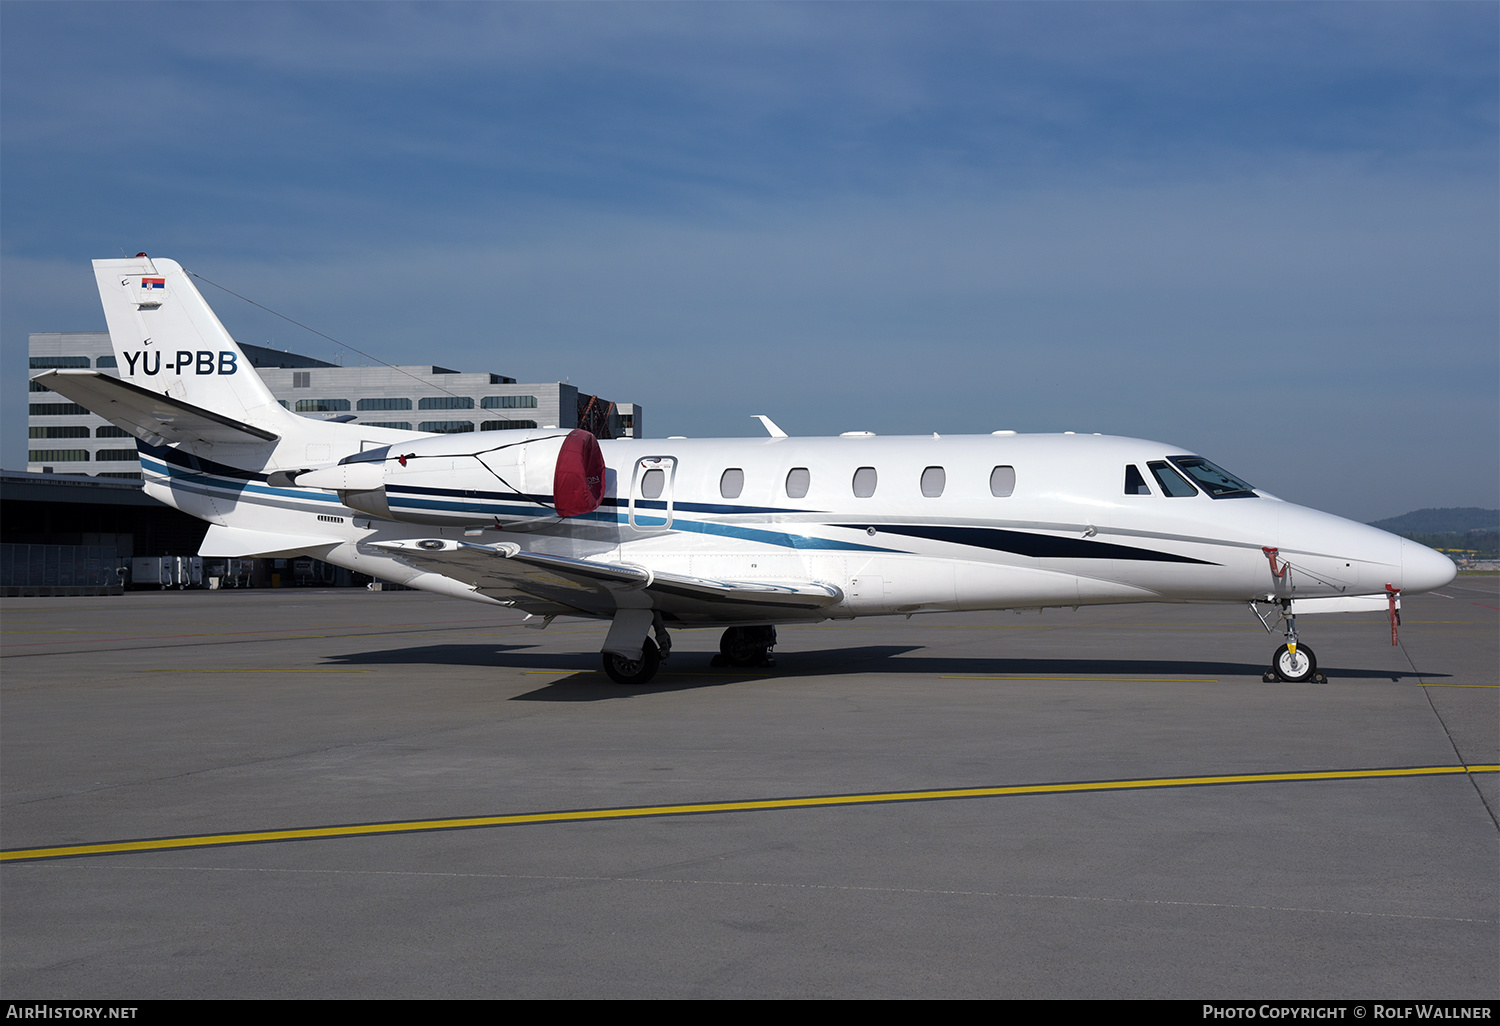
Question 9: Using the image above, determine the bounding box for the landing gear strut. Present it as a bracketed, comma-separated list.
[712, 626, 777, 668]
[1252, 600, 1326, 683]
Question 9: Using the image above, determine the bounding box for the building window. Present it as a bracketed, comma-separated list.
[920, 466, 945, 497]
[29, 356, 90, 368]
[30, 403, 90, 416]
[295, 399, 352, 412]
[418, 396, 475, 410]
[96, 426, 131, 438]
[96, 355, 118, 368]
[990, 466, 1016, 497]
[363, 422, 412, 430]
[417, 421, 474, 434]
[720, 468, 744, 499]
[292, 372, 311, 388]
[29, 426, 90, 439]
[479, 420, 537, 431]
[786, 467, 810, 499]
[481, 395, 538, 409]
[852, 466, 877, 498]
[95, 449, 140, 461]
[28, 380, 52, 393]
[357, 398, 413, 411]
[28, 449, 89, 461]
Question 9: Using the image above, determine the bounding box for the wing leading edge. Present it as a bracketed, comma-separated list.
[372, 539, 843, 621]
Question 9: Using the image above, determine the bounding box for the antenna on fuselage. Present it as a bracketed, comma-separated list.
[753, 415, 788, 439]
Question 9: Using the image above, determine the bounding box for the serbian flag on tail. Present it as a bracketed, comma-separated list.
[141, 277, 165, 290]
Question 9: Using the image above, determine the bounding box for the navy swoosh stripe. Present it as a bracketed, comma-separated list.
[139, 441, 268, 482]
[388, 485, 812, 517]
[842, 524, 1217, 564]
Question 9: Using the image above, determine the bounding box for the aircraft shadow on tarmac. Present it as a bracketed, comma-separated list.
[319, 643, 1447, 700]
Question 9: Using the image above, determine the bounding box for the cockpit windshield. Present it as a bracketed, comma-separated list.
[1168, 456, 1256, 498]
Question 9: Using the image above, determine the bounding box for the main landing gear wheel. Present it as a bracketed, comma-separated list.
[602, 638, 661, 686]
[713, 626, 777, 668]
[1269, 643, 1318, 683]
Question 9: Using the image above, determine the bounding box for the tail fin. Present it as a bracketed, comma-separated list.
[92, 256, 294, 435]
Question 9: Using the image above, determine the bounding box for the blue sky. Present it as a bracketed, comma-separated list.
[3, 2, 1495, 521]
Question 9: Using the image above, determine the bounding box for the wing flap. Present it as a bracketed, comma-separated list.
[32, 370, 279, 445]
[372, 539, 843, 619]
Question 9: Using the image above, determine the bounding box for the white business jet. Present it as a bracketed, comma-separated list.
[33, 256, 1456, 685]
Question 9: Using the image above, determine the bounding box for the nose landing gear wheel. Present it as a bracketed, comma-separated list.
[1270, 643, 1317, 683]
[602, 638, 661, 685]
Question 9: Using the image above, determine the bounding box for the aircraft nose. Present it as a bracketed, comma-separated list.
[1401, 538, 1457, 594]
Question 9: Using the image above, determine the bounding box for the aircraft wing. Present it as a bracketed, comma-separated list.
[372, 539, 844, 620]
[32, 370, 279, 446]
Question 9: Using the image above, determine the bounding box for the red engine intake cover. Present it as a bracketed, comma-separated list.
[552, 429, 607, 518]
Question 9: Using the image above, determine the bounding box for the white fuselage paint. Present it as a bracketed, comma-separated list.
[137, 428, 1453, 623]
[77, 255, 1455, 628]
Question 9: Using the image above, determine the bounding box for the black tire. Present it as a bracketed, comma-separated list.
[719, 626, 777, 666]
[602, 638, 661, 685]
[719, 627, 758, 664]
[1272, 643, 1317, 683]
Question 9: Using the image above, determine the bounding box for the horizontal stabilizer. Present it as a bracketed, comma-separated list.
[373, 539, 843, 618]
[200, 524, 341, 559]
[32, 370, 279, 446]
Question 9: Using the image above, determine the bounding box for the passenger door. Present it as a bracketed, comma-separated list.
[628, 455, 677, 532]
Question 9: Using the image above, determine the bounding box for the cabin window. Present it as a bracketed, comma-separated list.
[1125, 465, 1151, 495]
[1148, 461, 1197, 497]
[786, 467, 810, 499]
[852, 466, 878, 498]
[921, 466, 946, 497]
[1168, 456, 1257, 498]
[720, 468, 744, 499]
[990, 465, 1015, 497]
[640, 468, 665, 499]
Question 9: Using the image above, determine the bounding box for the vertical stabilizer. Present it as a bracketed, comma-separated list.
[92, 256, 292, 433]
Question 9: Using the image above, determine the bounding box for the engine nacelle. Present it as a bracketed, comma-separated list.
[295, 428, 606, 526]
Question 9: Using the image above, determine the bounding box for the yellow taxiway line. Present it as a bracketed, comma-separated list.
[4, 764, 1495, 864]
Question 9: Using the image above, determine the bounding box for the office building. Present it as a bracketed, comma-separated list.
[27, 332, 641, 478]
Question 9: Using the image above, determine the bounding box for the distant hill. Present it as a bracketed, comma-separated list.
[1368, 508, 1498, 535]
[1368, 508, 1499, 558]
